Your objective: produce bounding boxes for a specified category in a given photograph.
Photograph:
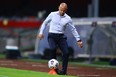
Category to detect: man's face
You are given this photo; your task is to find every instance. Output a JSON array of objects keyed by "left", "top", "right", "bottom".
[{"left": 58, "top": 4, "right": 67, "bottom": 16}]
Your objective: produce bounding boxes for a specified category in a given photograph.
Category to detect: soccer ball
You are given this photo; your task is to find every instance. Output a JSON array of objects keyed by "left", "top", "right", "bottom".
[{"left": 48, "top": 59, "right": 59, "bottom": 69}]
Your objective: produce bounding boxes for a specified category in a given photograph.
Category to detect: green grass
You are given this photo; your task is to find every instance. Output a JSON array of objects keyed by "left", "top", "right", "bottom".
[
  {"left": 0, "top": 67, "right": 76, "bottom": 77},
  {"left": 0, "top": 53, "right": 5, "bottom": 59}
]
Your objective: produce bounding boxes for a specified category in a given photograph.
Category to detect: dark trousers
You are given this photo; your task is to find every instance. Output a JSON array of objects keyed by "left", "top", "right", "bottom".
[{"left": 48, "top": 33, "right": 69, "bottom": 74}]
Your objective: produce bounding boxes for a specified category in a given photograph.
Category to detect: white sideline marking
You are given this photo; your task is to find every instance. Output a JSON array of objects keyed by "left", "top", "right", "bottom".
[
  {"left": 32, "top": 64, "right": 46, "bottom": 67},
  {"left": 0, "top": 64, "right": 7, "bottom": 66},
  {"left": 0, "top": 61, "right": 13, "bottom": 63},
  {"left": 77, "top": 75, "right": 101, "bottom": 77},
  {"left": 10, "top": 64, "right": 18, "bottom": 66}
]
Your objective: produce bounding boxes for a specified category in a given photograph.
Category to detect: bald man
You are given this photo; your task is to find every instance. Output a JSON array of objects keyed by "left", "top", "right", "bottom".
[{"left": 38, "top": 2, "right": 83, "bottom": 75}]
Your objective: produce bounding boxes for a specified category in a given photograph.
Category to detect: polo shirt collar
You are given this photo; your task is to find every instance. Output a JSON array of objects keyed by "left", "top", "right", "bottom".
[{"left": 57, "top": 11, "right": 66, "bottom": 17}]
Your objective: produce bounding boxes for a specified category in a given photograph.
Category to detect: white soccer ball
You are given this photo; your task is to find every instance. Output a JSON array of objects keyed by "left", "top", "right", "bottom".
[{"left": 48, "top": 59, "right": 59, "bottom": 69}]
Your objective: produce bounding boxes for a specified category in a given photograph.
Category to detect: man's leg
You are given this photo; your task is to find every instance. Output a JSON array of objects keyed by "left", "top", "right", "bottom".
[
  {"left": 48, "top": 34, "right": 57, "bottom": 59},
  {"left": 58, "top": 36, "right": 69, "bottom": 75}
]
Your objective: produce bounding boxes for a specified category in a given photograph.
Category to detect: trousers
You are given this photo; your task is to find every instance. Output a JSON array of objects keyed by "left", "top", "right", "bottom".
[{"left": 48, "top": 33, "right": 69, "bottom": 74}]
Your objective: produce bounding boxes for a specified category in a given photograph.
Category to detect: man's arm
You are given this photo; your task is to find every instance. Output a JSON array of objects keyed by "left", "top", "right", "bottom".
[
  {"left": 38, "top": 12, "right": 52, "bottom": 39},
  {"left": 67, "top": 19, "right": 83, "bottom": 48}
]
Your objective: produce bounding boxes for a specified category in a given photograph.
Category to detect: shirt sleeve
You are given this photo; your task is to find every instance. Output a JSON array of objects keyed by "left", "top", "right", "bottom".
[
  {"left": 39, "top": 12, "right": 52, "bottom": 34},
  {"left": 67, "top": 19, "right": 81, "bottom": 41}
]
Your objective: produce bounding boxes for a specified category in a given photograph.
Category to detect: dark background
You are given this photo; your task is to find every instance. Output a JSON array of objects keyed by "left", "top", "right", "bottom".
[{"left": 0, "top": 0, "right": 116, "bottom": 17}]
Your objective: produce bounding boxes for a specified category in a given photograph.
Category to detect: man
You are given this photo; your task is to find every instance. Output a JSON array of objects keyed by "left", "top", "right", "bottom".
[{"left": 38, "top": 2, "right": 83, "bottom": 75}]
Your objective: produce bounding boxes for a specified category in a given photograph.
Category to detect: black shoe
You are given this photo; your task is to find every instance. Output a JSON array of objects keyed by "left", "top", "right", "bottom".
[
  {"left": 55, "top": 69, "right": 62, "bottom": 75},
  {"left": 55, "top": 69, "right": 67, "bottom": 75}
]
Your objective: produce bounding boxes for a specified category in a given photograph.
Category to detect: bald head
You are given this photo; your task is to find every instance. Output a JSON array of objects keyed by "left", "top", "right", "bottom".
[
  {"left": 58, "top": 2, "right": 68, "bottom": 16},
  {"left": 59, "top": 3, "right": 68, "bottom": 9}
]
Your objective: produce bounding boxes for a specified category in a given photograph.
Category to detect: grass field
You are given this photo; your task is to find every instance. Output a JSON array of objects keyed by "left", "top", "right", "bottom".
[{"left": 0, "top": 67, "right": 76, "bottom": 77}]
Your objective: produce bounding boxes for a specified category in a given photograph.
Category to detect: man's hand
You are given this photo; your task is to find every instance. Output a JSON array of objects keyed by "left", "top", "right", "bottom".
[
  {"left": 77, "top": 40, "right": 83, "bottom": 48},
  {"left": 38, "top": 34, "right": 44, "bottom": 40}
]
